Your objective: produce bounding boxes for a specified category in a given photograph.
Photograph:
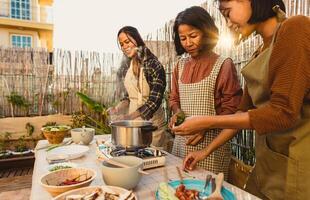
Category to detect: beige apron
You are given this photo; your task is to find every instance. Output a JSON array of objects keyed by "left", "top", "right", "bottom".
[
  {"left": 124, "top": 60, "right": 166, "bottom": 148},
  {"left": 242, "top": 24, "right": 310, "bottom": 200},
  {"left": 172, "top": 56, "right": 231, "bottom": 178}
]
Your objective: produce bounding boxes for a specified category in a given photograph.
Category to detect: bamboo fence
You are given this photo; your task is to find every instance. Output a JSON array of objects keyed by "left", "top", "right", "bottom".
[{"left": 0, "top": 0, "right": 308, "bottom": 164}]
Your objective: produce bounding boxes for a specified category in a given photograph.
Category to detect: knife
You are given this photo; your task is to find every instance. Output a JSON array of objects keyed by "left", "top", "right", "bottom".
[{"left": 211, "top": 178, "right": 216, "bottom": 193}]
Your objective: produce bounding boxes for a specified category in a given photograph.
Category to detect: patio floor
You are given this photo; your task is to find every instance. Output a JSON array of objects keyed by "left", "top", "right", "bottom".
[
  {"left": 0, "top": 188, "right": 30, "bottom": 200},
  {"left": 0, "top": 167, "right": 32, "bottom": 200}
]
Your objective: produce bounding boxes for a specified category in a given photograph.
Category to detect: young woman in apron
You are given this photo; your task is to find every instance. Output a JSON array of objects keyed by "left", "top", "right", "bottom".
[
  {"left": 169, "top": 6, "right": 242, "bottom": 178},
  {"left": 174, "top": 1, "right": 310, "bottom": 199},
  {"left": 109, "top": 26, "right": 167, "bottom": 148}
]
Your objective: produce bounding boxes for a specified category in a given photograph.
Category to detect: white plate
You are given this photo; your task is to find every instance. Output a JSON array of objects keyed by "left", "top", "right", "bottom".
[
  {"left": 48, "top": 162, "right": 77, "bottom": 172},
  {"left": 53, "top": 185, "right": 137, "bottom": 200},
  {"left": 11, "top": 149, "right": 32, "bottom": 155},
  {"left": 47, "top": 144, "right": 89, "bottom": 160}
]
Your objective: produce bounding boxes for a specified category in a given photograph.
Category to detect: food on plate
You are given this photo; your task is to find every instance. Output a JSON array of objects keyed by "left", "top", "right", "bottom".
[
  {"left": 49, "top": 165, "right": 72, "bottom": 172},
  {"left": 48, "top": 162, "right": 77, "bottom": 172},
  {"left": 57, "top": 174, "right": 92, "bottom": 186},
  {"left": 158, "top": 182, "right": 178, "bottom": 200},
  {"left": 175, "top": 184, "right": 199, "bottom": 200},
  {"left": 65, "top": 187, "right": 133, "bottom": 200}
]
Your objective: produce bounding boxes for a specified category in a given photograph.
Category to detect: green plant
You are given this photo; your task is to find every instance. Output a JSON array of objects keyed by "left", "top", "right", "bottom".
[
  {"left": 0, "top": 141, "right": 5, "bottom": 153},
  {"left": 75, "top": 92, "right": 111, "bottom": 134},
  {"left": 71, "top": 111, "right": 87, "bottom": 128},
  {"left": 6, "top": 92, "right": 30, "bottom": 109},
  {"left": 25, "top": 122, "right": 35, "bottom": 136},
  {"left": 0, "top": 132, "right": 12, "bottom": 153},
  {"left": 76, "top": 92, "right": 106, "bottom": 113},
  {"left": 15, "top": 136, "right": 28, "bottom": 152},
  {"left": 6, "top": 92, "right": 30, "bottom": 116}
]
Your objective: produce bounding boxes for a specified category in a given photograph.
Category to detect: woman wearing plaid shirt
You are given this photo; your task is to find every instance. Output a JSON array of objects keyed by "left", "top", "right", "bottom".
[{"left": 108, "top": 26, "right": 167, "bottom": 148}]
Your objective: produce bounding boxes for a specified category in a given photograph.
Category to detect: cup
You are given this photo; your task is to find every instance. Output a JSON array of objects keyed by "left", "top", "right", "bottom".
[{"left": 70, "top": 128, "right": 95, "bottom": 145}]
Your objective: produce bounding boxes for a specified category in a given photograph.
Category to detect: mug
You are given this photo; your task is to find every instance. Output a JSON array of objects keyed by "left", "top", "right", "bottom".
[{"left": 70, "top": 127, "right": 95, "bottom": 145}]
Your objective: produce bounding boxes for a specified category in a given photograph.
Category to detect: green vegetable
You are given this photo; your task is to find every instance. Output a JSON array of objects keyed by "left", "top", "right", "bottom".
[
  {"left": 46, "top": 144, "right": 62, "bottom": 152},
  {"left": 49, "top": 165, "right": 72, "bottom": 172},
  {"left": 43, "top": 125, "right": 70, "bottom": 132},
  {"left": 158, "top": 182, "right": 178, "bottom": 200},
  {"left": 175, "top": 112, "right": 186, "bottom": 126}
]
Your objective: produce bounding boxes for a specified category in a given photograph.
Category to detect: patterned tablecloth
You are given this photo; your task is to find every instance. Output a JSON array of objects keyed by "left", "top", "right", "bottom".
[{"left": 30, "top": 135, "right": 261, "bottom": 200}]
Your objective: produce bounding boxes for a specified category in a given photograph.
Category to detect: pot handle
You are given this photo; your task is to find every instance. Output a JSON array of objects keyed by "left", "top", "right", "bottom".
[{"left": 141, "top": 125, "right": 158, "bottom": 132}]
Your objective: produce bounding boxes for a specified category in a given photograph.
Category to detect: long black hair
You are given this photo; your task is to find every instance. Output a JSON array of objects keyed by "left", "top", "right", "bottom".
[
  {"left": 173, "top": 6, "right": 219, "bottom": 56},
  {"left": 117, "top": 26, "right": 156, "bottom": 79},
  {"left": 117, "top": 26, "right": 145, "bottom": 48},
  {"left": 248, "top": 0, "right": 286, "bottom": 24}
]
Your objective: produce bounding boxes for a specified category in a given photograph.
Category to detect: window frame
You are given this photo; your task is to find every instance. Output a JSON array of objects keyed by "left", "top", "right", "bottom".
[
  {"left": 10, "top": 0, "right": 32, "bottom": 20},
  {"left": 11, "top": 34, "right": 33, "bottom": 48}
]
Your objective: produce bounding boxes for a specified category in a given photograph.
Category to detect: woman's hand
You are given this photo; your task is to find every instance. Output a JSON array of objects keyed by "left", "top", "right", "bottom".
[
  {"left": 172, "top": 116, "right": 209, "bottom": 136},
  {"left": 183, "top": 149, "right": 208, "bottom": 171},
  {"left": 168, "top": 110, "right": 184, "bottom": 129},
  {"left": 186, "top": 131, "right": 205, "bottom": 146},
  {"left": 116, "top": 114, "right": 131, "bottom": 120}
]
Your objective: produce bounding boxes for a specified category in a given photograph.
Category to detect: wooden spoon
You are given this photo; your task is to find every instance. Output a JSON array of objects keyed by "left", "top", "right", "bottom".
[
  {"left": 97, "top": 156, "right": 149, "bottom": 175},
  {"left": 207, "top": 173, "right": 224, "bottom": 200}
]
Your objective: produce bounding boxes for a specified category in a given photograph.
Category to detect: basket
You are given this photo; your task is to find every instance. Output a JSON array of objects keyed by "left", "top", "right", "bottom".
[{"left": 42, "top": 130, "right": 68, "bottom": 144}]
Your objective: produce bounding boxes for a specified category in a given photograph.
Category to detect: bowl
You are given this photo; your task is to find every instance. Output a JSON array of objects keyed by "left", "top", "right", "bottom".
[
  {"left": 41, "top": 125, "right": 71, "bottom": 144},
  {"left": 71, "top": 128, "right": 95, "bottom": 145},
  {"left": 40, "top": 167, "right": 96, "bottom": 197},
  {"left": 53, "top": 185, "right": 137, "bottom": 200},
  {"left": 101, "top": 156, "right": 143, "bottom": 190}
]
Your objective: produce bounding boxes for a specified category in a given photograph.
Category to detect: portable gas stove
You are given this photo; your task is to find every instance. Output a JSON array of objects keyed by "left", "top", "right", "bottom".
[{"left": 96, "top": 141, "right": 166, "bottom": 170}]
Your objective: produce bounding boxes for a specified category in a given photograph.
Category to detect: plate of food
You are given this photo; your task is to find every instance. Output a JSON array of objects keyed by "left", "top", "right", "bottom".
[
  {"left": 156, "top": 179, "right": 236, "bottom": 200},
  {"left": 53, "top": 185, "right": 137, "bottom": 200}
]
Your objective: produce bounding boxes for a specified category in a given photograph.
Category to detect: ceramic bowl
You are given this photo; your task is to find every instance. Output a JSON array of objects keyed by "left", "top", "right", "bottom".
[
  {"left": 70, "top": 128, "right": 95, "bottom": 145},
  {"left": 40, "top": 167, "right": 96, "bottom": 197},
  {"left": 101, "top": 156, "right": 143, "bottom": 190}
]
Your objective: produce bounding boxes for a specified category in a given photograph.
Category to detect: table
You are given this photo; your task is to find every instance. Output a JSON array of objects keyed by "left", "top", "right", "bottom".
[{"left": 30, "top": 135, "right": 261, "bottom": 200}]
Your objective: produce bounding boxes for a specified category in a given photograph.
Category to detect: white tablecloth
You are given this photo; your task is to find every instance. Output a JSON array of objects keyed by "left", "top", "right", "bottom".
[{"left": 30, "top": 135, "right": 261, "bottom": 200}]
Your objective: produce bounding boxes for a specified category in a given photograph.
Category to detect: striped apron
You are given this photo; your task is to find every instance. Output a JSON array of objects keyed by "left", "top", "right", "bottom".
[{"left": 172, "top": 55, "right": 231, "bottom": 178}]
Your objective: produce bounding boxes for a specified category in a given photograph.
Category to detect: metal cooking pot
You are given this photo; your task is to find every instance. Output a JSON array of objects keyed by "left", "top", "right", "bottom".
[{"left": 110, "top": 120, "right": 157, "bottom": 149}]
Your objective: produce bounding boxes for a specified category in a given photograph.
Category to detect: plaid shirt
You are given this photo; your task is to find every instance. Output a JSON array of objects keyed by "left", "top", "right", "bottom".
[{"left": 118, "top": 47, "right": 166, "bottom": 120}]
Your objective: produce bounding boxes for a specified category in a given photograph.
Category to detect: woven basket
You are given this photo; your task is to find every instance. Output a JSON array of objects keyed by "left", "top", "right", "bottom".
[{"left": 42, "top": 130, "right": 68, "bottom": 144}]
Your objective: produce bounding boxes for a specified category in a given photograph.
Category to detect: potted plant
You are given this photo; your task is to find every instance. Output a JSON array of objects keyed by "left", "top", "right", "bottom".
[
  {"left": 41, "top": 125, "right": 71, "bottom": 144},
  {"left": 0, "top": 132, "right": 12, "bottom": 159},
  {"left": 12, "top": 135, "right": 32, "bottom": 155},
  {"left": 6, "top": 91, "right": 30, "bottom": 117}
]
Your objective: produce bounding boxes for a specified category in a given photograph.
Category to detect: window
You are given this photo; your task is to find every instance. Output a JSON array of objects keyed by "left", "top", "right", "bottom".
[
  {"left": 11, "top": 0, "right": 31, "bottom": 20},
  {"left": 11, "top": 35, "right": 32, "bottom": 48}
]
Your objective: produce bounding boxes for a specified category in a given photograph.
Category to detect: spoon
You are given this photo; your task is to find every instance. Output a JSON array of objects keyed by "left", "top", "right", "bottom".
[
  {"left": 97, "top": 156, "right": 149, "bottom": 175},
  {"left": 207, "top": 173, "right": 224, "bottom": 200}
]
